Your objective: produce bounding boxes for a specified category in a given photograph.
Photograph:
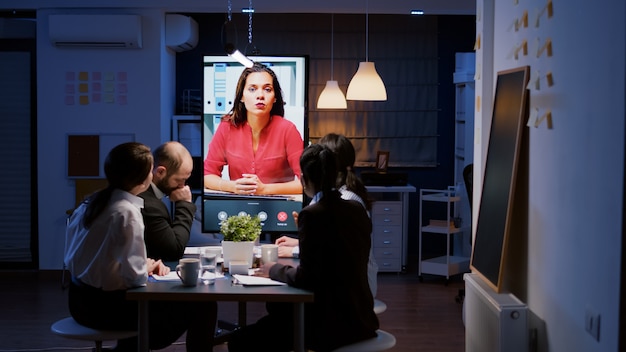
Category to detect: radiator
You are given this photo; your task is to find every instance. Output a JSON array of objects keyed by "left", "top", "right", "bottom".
[{"left": 464, "top": 273, "right": 528, "bottom": 352}]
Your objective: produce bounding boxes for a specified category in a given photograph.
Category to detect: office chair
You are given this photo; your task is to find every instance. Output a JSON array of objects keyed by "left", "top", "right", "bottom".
[
  {"left": 332, "top": 330, "right": 397, "bottom": 352},
  {"left": 373, "top": 299, "right": 387, "bottom": 315},
  {"left": 455, "top": 163, "right": 473, "bottom": 304},
  {"left": 51, "top": 317, "right": 137, "bottom": 352},
  {"left": 462, "top": 163, "right": 473, "bottom": 209}
]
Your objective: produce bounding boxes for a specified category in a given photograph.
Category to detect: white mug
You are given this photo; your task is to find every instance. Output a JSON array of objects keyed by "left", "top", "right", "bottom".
[
  {"left": 261, "top": 244, "right": 279, "bottom": 264},
  {"left": 176, "top": 258, "right": 200, "bottom": 286}
]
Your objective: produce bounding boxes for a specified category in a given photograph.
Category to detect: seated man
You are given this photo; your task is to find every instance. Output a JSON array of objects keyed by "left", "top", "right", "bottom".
[{"left": 139, "top": 141, "right": 196, "bottom": 261}]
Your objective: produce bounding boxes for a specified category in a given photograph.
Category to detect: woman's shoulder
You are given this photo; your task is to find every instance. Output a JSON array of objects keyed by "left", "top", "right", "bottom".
[
  {"left": 111, "top": 189, "right": 144, "bottom": 211},
  {"left": 214, "top": 116, "right": 247, "bottom": 136},
  {"left": 268, "top": 116, "right": 301, "bottom": 141},
  {"left": 270, "top": 115, "right": 297, "bottom": 128}
]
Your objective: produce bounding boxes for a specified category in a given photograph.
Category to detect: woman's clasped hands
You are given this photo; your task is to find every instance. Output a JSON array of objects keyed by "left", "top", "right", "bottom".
[{"left": 233, "top": 173, "right": 266, "bottom": 195}]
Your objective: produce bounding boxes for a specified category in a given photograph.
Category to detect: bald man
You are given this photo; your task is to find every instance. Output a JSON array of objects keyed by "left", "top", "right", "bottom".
[{"left": 139, "top": 141, "right": 196, "bottom": 261}]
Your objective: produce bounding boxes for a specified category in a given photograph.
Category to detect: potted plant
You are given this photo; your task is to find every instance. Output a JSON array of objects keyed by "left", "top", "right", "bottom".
[{"left": 220, "top": 214, "right": 262, "bottom": 271}]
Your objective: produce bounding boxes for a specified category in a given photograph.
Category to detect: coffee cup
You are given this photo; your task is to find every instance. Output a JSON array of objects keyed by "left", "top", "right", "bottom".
[
  {"left": 261, "top": 244, "right": 279, "bottom": 264},
  {"left": 176, "top": 258, "right": 200, "bottom": 287}
]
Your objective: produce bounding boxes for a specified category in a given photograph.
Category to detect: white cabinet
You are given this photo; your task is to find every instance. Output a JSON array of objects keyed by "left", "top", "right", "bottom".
[
  {"left": 366, "top": 185, "right": 416, "bottom": 273},
  {"left": 418, "top": 188, "right": 470, "bottom": 282}
]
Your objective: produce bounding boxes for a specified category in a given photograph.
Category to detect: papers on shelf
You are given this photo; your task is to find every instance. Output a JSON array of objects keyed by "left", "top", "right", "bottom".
[{"left": 232, "top": 274, "right": 286, "bottom": 286}]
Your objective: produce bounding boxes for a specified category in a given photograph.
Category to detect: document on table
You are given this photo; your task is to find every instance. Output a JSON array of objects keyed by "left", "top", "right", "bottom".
[
  {"left": 151, "top": 271, "right": 226, "bottom": 282},
  {"left": 151, "top": 272, "right": 181, "bottom": 282},
  {"left": 232, "top": 274, "right": 287, "bottom": 286}
]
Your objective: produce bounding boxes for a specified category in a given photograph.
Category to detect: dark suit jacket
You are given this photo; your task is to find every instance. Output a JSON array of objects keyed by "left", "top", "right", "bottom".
[
  {"left": 269, "top": 190, "right": 379, "bottom": 351},
  {"left": 139, "top": 186, "right": 196, "bottom": 261}
]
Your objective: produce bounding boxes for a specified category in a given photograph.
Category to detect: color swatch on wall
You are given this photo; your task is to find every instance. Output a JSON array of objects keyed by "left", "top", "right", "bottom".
[{"left": 64, "top": 71, "right": 128, "bottom": 106}]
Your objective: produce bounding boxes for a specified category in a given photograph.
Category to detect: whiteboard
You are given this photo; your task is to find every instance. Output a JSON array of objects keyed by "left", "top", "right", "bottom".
[{"left": 470, "top": 66, "right": 529, "bottom": 292}]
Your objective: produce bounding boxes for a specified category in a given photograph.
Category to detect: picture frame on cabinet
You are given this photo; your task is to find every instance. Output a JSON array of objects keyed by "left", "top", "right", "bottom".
[{"left": 376, "top": 151, "right": 389, "bottom": 173}]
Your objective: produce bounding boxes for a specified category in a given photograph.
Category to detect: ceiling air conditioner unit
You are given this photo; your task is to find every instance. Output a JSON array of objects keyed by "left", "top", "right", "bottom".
[
  {"left": 165, "top": 14, "right": 198, "bottom": 52},
  {"left": 49, "top": 14, "right": 142, "bottom": 49}
]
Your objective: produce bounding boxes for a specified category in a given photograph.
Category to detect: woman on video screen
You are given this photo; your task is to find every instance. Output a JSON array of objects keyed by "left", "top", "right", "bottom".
[{"left": 203, "top": 62, "right": 303, "bottom": 195}]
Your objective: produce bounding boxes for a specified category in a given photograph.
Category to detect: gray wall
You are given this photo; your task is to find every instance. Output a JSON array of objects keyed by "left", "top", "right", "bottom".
[
  {"left": 474, "top": 0, "right": 625, "bottom": 351},
  {"left": 35, "top": 8, "right": 176, "bottom": 269}
]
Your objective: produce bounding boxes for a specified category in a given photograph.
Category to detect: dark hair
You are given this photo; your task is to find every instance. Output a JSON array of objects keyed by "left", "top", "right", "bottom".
[
  {"left": 153, "top": 141, "right": 190, "bottom": 178},
  {"left": 82, "top": 142, "right": 153, "bottom": 228},
  {"left": 319, "top": 133, "right": 371, "bottom": 211},
  {"left": 229, "top": 62, "right": 285, "bottom": 126},
  {"left": 300, "top": 144, "right": 337, "bottom": 196}
]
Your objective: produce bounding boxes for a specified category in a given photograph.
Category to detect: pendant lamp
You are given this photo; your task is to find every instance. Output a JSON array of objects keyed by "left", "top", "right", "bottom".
[
  {"left": 224, "top": 0, "right": 254, "bottom": 68},
  {"left": 317, "top": 14, "right": 347, "bottom": 109},
  {"left": 346, "top": 0, "right": 387, "bottom": 101}
]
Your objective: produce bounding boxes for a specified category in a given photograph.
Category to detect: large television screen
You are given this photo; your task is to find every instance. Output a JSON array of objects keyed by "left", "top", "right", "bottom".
[{"left": 201, "top": 55, "right": 308, "bottom": 235}]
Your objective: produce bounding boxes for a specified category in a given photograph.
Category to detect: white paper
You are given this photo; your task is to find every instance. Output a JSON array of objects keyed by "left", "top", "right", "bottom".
[
  {"left": 152, "top": 271, "right": 225, "bottom": 282},
  {"left": 232, "top": 274, "right": 287, "bottom": 286},
  {"left": 152, "top": 272, "right": 181, "bottom": 282}
]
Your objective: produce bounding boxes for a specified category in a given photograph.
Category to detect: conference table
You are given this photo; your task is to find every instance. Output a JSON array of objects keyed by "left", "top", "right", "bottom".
[{"left": 126, "top": 258, "right": 313, "bottom": 352}]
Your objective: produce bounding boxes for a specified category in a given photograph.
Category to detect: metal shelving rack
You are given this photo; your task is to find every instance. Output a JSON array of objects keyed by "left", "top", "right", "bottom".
[{"left": 418, "top": 188, "right": 470, "bottom": 284}]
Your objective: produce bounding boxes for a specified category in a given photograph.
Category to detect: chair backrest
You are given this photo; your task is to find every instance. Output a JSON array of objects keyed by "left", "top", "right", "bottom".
[{"left": 462, "top": 164, "right": 473, "bottom": 210}]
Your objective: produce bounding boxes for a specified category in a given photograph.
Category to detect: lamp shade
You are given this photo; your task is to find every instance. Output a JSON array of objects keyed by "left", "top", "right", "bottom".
[
  {"left": 317, "top": 80, "right": 347, "bottom": 109},
  {"left": 346, "top": 61, "right": 387, "bottom": 101}
]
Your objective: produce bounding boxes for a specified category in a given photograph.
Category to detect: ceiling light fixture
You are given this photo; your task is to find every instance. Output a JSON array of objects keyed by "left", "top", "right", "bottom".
[
  {"left": 317, "top": 14, "right": 347, "bottom": 109},
  {"left": 223, "top": 0, "right": 254, "bottom": 67},
  {"left": 346, "top": 0, "right": 387, "bottom": 101}
]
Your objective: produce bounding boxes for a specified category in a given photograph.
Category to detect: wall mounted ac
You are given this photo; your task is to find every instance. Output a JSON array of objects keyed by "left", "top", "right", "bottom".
[
  {"left": 49, "top": 14, "right": 142, "bottom": 49},
  {"left": 165, "top": 14, "right": 198, "bottom": 52}
]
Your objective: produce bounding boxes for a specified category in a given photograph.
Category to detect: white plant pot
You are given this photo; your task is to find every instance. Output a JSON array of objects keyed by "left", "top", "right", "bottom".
[{"left": 221, "top": 240, "right": 255, "bottom": 270}]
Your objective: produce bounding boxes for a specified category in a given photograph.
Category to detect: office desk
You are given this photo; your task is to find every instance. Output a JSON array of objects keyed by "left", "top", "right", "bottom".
[{"left": 126, "top": 273, "right": 313, "bottom": 352}]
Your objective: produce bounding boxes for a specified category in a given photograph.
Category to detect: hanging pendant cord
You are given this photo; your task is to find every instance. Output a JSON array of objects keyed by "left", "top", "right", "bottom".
[
  {"left": 365, "top": 0, "right": 369, "bottom": 62},
  {"left": 330, "top": 14, "right": 335, "bottom": 80},
  {"left": 248, "top": 0, "right": 253, "bottom": 45}
]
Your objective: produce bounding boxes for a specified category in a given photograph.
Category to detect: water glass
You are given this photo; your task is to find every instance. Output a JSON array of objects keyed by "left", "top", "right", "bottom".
[{"left": 200, "top": 250, "right": 217, "bottom": 285}]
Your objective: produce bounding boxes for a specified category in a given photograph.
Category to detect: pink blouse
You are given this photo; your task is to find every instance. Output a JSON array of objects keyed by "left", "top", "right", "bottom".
[{"left": 204, "top": 115, "right": 303, "bottom": 184}]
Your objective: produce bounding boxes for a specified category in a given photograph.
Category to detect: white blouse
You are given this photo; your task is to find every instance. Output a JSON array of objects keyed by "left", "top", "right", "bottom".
[{"left": 65, "top": 189, "right": 148, "bottom": 291}]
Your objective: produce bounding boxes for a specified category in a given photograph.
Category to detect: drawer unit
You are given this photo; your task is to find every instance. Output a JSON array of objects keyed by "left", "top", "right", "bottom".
[
  {"left": 366, "top": 185, "right": 416, "bottom": 273},
  {"left": 374, "top": 247, "right": 402, "bottom": 272},
  {"left": 372, "top": 201, "right": 402, "bottom": 272},
  {"left": 372, "top": 226, "right": 402, "bottom": 247}
]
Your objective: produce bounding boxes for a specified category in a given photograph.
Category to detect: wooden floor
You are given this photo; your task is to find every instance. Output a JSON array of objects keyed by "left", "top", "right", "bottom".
[{"left": 0, "top": 261, "right": 466, "bottom": 352}]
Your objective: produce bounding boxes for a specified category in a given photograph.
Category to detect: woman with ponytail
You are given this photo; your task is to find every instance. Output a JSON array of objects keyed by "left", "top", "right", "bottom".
[
  {"left": 228, "top": 143, "right": 379, "bottom": 352},
  {"left": 65, "top": 142, "right": 216, "bottom": 352},
  {"left": 276, "top": 133, "right": 379, "bottom": 297}
]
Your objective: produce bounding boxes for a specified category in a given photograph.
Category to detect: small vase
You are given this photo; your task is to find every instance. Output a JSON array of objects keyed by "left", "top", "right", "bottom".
[{"left": 221, "top": 240, "right": 255, "bottom": 271}]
